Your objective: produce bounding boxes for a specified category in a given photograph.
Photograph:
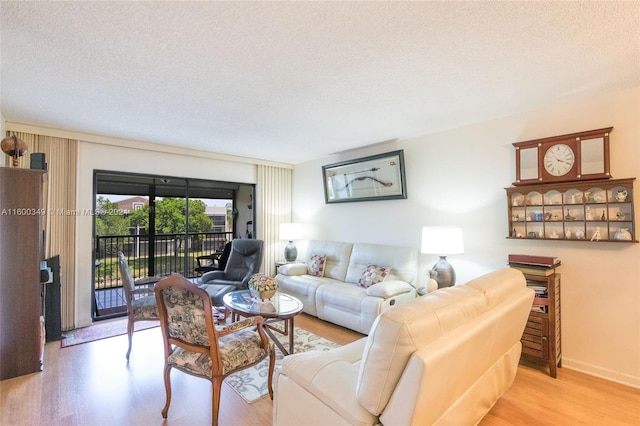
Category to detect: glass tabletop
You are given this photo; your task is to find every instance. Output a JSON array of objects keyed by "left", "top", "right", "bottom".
[{"left": 223, "top": 290, "right": 303, "bottom": 318}]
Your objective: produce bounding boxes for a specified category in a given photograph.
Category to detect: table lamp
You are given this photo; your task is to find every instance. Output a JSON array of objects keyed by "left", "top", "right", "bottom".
[
  {"left": 280, "top": 223, "right": 303, "bottom": 262},
  {"left": 421, "top": 226, "right": 464, "bottom": 288}
]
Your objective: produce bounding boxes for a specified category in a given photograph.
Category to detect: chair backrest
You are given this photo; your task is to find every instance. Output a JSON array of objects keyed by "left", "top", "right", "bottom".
[
  {"left": 217, "top": 241, "right": 233, "bottom": 271},
  {"left": 223, "top": 239, "right": 264, "bottom": 284},
  {"left": 155, "top": 274, "right": 221, "bottom": 364},
  {"left": 117, "top": 251, "right": 135, "bottom": 304}
]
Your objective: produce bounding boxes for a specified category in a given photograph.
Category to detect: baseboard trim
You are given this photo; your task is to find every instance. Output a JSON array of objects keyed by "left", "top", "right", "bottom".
[{"left": 562, "top": 357, "right": 640, "bottom": 389}]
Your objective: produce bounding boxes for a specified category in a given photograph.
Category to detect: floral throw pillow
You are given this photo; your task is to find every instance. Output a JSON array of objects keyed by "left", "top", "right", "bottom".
[
  {"left": 307, "top": 254, "right": 326, "bottom": 277},
  {"left": 358, "top": 264, "right": 390, "bottom": 288}
]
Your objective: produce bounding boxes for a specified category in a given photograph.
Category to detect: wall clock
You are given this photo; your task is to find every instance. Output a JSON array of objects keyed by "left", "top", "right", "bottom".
[
  {"left": 543, "top": 143, "right": 575, "bottom": 177},
  {"left": 513, "top": 127, "right": 612, "bottom": 185}
]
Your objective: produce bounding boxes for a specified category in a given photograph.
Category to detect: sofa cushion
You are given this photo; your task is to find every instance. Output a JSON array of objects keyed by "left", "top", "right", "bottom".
[
  {"left": 305, "top": 241, "right": 353, "bottom": 282},
  {"left": 316, "top": 282, "right": 367, "bottom": 313},
  {"left": 356, "top": 285, "right": 488, "bottom": 415},
  {"left": 357, "top": 264, "right": 390, "bottom": 288},
  {"left": 276, "top": 274, "right": 337, "bottom": 317},
  {"left": 465, "top": 267, "right": 528, "bottom": 309},
  {"left": 346, "top": 243, "right": 418, "bottom": 285},
  {"left": 308, "top": 254, "right": 326, "bottom": 277}
]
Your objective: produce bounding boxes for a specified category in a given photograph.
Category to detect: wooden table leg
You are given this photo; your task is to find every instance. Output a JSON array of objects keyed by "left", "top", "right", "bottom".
[
  {"left": 263, "top": 317, "right": 296, "bottom": 356},
  {"left": 288, "top": 317, "right": 294, "bottom": 354}
]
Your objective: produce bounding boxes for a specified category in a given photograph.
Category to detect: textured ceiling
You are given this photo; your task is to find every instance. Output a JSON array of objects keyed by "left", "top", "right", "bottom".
[{"left": 1, "top": 1, "right": 639, "bottom": 164}]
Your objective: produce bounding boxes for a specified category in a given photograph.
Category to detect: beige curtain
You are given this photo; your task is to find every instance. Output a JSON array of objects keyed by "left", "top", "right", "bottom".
[
  {"left": 256, "top": 165, "right": 293, "bottom": 276},
  {"left": 6, "top": 132, "right": 78, "bottom": 331}
]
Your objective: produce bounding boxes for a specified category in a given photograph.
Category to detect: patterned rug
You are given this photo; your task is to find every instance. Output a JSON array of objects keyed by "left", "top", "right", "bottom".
[
  {"left": 60, "top": 318, "right": 158, "bottom": 347},
  {"left": 224, "top": 326, "right": 340, "bottom": 403}
]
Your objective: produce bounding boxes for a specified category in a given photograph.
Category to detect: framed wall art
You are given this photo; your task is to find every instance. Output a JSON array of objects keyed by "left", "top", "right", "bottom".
[{"left": 322, "top": 150, "right": 407, "bottom": 203}]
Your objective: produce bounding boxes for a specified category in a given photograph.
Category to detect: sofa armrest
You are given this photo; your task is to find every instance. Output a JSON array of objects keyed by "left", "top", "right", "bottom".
[
  {"left": 278, "top": 263, "right": 308, "bottom": 276},
  {"left": 365, "top": 280, "right": 415, "bottom": 298},
  {"left": 275, "top": 339, "right": 376, "bottom": 425}
]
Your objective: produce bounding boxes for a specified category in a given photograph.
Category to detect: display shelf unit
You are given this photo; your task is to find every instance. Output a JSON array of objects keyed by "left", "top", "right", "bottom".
[
  {"left": 520, "top": 272, "right": 561, "bottom": 378},
  {"left": 506, "top": 178, "right": 636, "bottom": 242}
]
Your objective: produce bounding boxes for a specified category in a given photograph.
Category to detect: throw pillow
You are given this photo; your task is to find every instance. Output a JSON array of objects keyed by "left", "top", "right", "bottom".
[
  {"left": 358, "top": 264, "right": 390, "bottom": 288},
  {"left": 307, "top": 254, "right": 327, "bottom": 277}
]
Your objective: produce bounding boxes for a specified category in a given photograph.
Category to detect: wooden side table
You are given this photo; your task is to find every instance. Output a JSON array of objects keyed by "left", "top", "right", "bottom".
[{"left": 520, "top": 272, "right": 561, "bottom": 378}]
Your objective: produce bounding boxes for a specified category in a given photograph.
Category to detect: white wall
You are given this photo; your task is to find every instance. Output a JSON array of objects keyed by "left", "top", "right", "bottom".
[
  {"left": 292, "top": 86, "right": 640, "bottom": 388},
  {"left": 75, "top": 142, "right": 257, "bottom": 327}
]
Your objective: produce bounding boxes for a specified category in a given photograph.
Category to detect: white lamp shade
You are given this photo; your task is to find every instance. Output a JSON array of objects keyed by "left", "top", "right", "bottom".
[
  {"left": 280, "top": 223, "right": 303, "bottom": 241},
  {"left": 421, "top": 226, "right": 464, "bottom": 255}
]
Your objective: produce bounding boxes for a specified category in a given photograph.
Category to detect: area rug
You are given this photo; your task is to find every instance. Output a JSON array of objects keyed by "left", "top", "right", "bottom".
[
  {"left": 60, "top": 318, "right": 158, "bottom": 348},
  {"left": 224, "top": 326, "right": 340, "bottom": 403}
]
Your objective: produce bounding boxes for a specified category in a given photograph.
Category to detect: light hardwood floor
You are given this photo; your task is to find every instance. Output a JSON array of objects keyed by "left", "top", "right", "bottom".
[{"left": 1, "top": 313, "right": 638, "bottom": 425}]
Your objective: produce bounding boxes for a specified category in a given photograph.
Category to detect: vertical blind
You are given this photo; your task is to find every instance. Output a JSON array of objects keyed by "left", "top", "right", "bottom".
[
  {"left": 6, "top": 132, "right": 78, "bottom": 331},
  {"left": 256, "top": 165, "right": 293, "bottom": 276}
]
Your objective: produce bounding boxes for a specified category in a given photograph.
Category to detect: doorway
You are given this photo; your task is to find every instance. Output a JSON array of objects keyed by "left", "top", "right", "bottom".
[{"left": 92, "top": 170, "right": 255, "bottom": 320}]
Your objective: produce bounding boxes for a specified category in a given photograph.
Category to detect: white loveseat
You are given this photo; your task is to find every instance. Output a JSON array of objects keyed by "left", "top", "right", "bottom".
[
  {"left": 275, "top": 240, "right": 419, "bottom": 334},
  {"left": 273, "top": 268, "right": 534, "bottom": 426}
]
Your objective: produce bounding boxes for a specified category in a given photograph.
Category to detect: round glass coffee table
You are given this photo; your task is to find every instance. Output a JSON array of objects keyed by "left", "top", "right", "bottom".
[{"left": 223, "top": 290, "right": 303, "bottom": 355}]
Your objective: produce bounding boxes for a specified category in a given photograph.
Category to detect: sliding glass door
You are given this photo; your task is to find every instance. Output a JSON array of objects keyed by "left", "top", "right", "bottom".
[{"left": 91, "top": 170, "right": 254, "bottom": 320}]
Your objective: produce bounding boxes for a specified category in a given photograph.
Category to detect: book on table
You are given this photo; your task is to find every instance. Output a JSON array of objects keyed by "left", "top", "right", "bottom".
[
  {"left": 508, "top": 253, "right": 560, "bottom": 276},
  {"left": 508, "top": 254, "right": 561, "bottom": 267},
  {"left": 509, "top": 264, "right": 556, "bottom": 276}
]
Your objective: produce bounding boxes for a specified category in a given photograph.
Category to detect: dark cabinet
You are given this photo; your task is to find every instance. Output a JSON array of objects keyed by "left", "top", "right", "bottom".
[{"left": 0, "top": 167, "right": 46, "bottom": 380}]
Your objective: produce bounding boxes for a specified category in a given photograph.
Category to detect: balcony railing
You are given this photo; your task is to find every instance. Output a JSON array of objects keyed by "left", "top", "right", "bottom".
[{"left": 94, "top": 231, "right": 233, "bottom": 318}]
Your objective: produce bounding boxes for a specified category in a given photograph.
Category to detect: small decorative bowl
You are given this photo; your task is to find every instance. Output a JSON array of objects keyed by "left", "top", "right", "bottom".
[
  {"left": 250, "top": 288, "right": 276, "bottom": 301},
  {"left": 248, "top": 273, "right": 278, "bottom": 301}
]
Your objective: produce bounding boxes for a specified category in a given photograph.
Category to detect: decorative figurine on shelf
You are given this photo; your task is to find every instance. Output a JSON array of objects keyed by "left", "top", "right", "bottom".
[
  {"left": 601, "top": 211, "right": 606, "bottom": 221},
  {"left": 591, "top": 227, "right": 601, "bottom": 241},
  {"left": 614, "top": 228, "right": 632, "bottom": 240},
  {"left": 575, "top": 229, "right": 585, "bottom": 239},
  {"left": 418, "top": 270, "right": 439, "bottom": 296},
  {"left": 585, "top": 206, "right": 593, "bottom": 220},
  {"left": 565, "top": 209, "right": 575, "bottom": 221},
  {"left": 426, "top": 270, "right": 439, "bottom": 293},
  {"left": 1, "top": 135, "right": 27, "bottom": 167},
  {"left": 565, "top": 229, "right": 572, "bottom": 239}
]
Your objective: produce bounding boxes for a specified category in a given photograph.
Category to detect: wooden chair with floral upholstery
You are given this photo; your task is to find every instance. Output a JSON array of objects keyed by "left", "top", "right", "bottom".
[
  {"left": 154, "top": 273, "right": 275, "bottom": 426},
  {"left": 117, "top": 251, "right": 162, "bottom": 361}
]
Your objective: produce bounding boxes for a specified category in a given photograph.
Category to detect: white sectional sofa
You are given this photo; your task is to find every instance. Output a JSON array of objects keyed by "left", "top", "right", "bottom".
[
  {"left": 275, "top": 240, "right": 419, "bottom": 334},
  {"left": 273, "top": 268, "right": 535, "bottom": 426}
]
